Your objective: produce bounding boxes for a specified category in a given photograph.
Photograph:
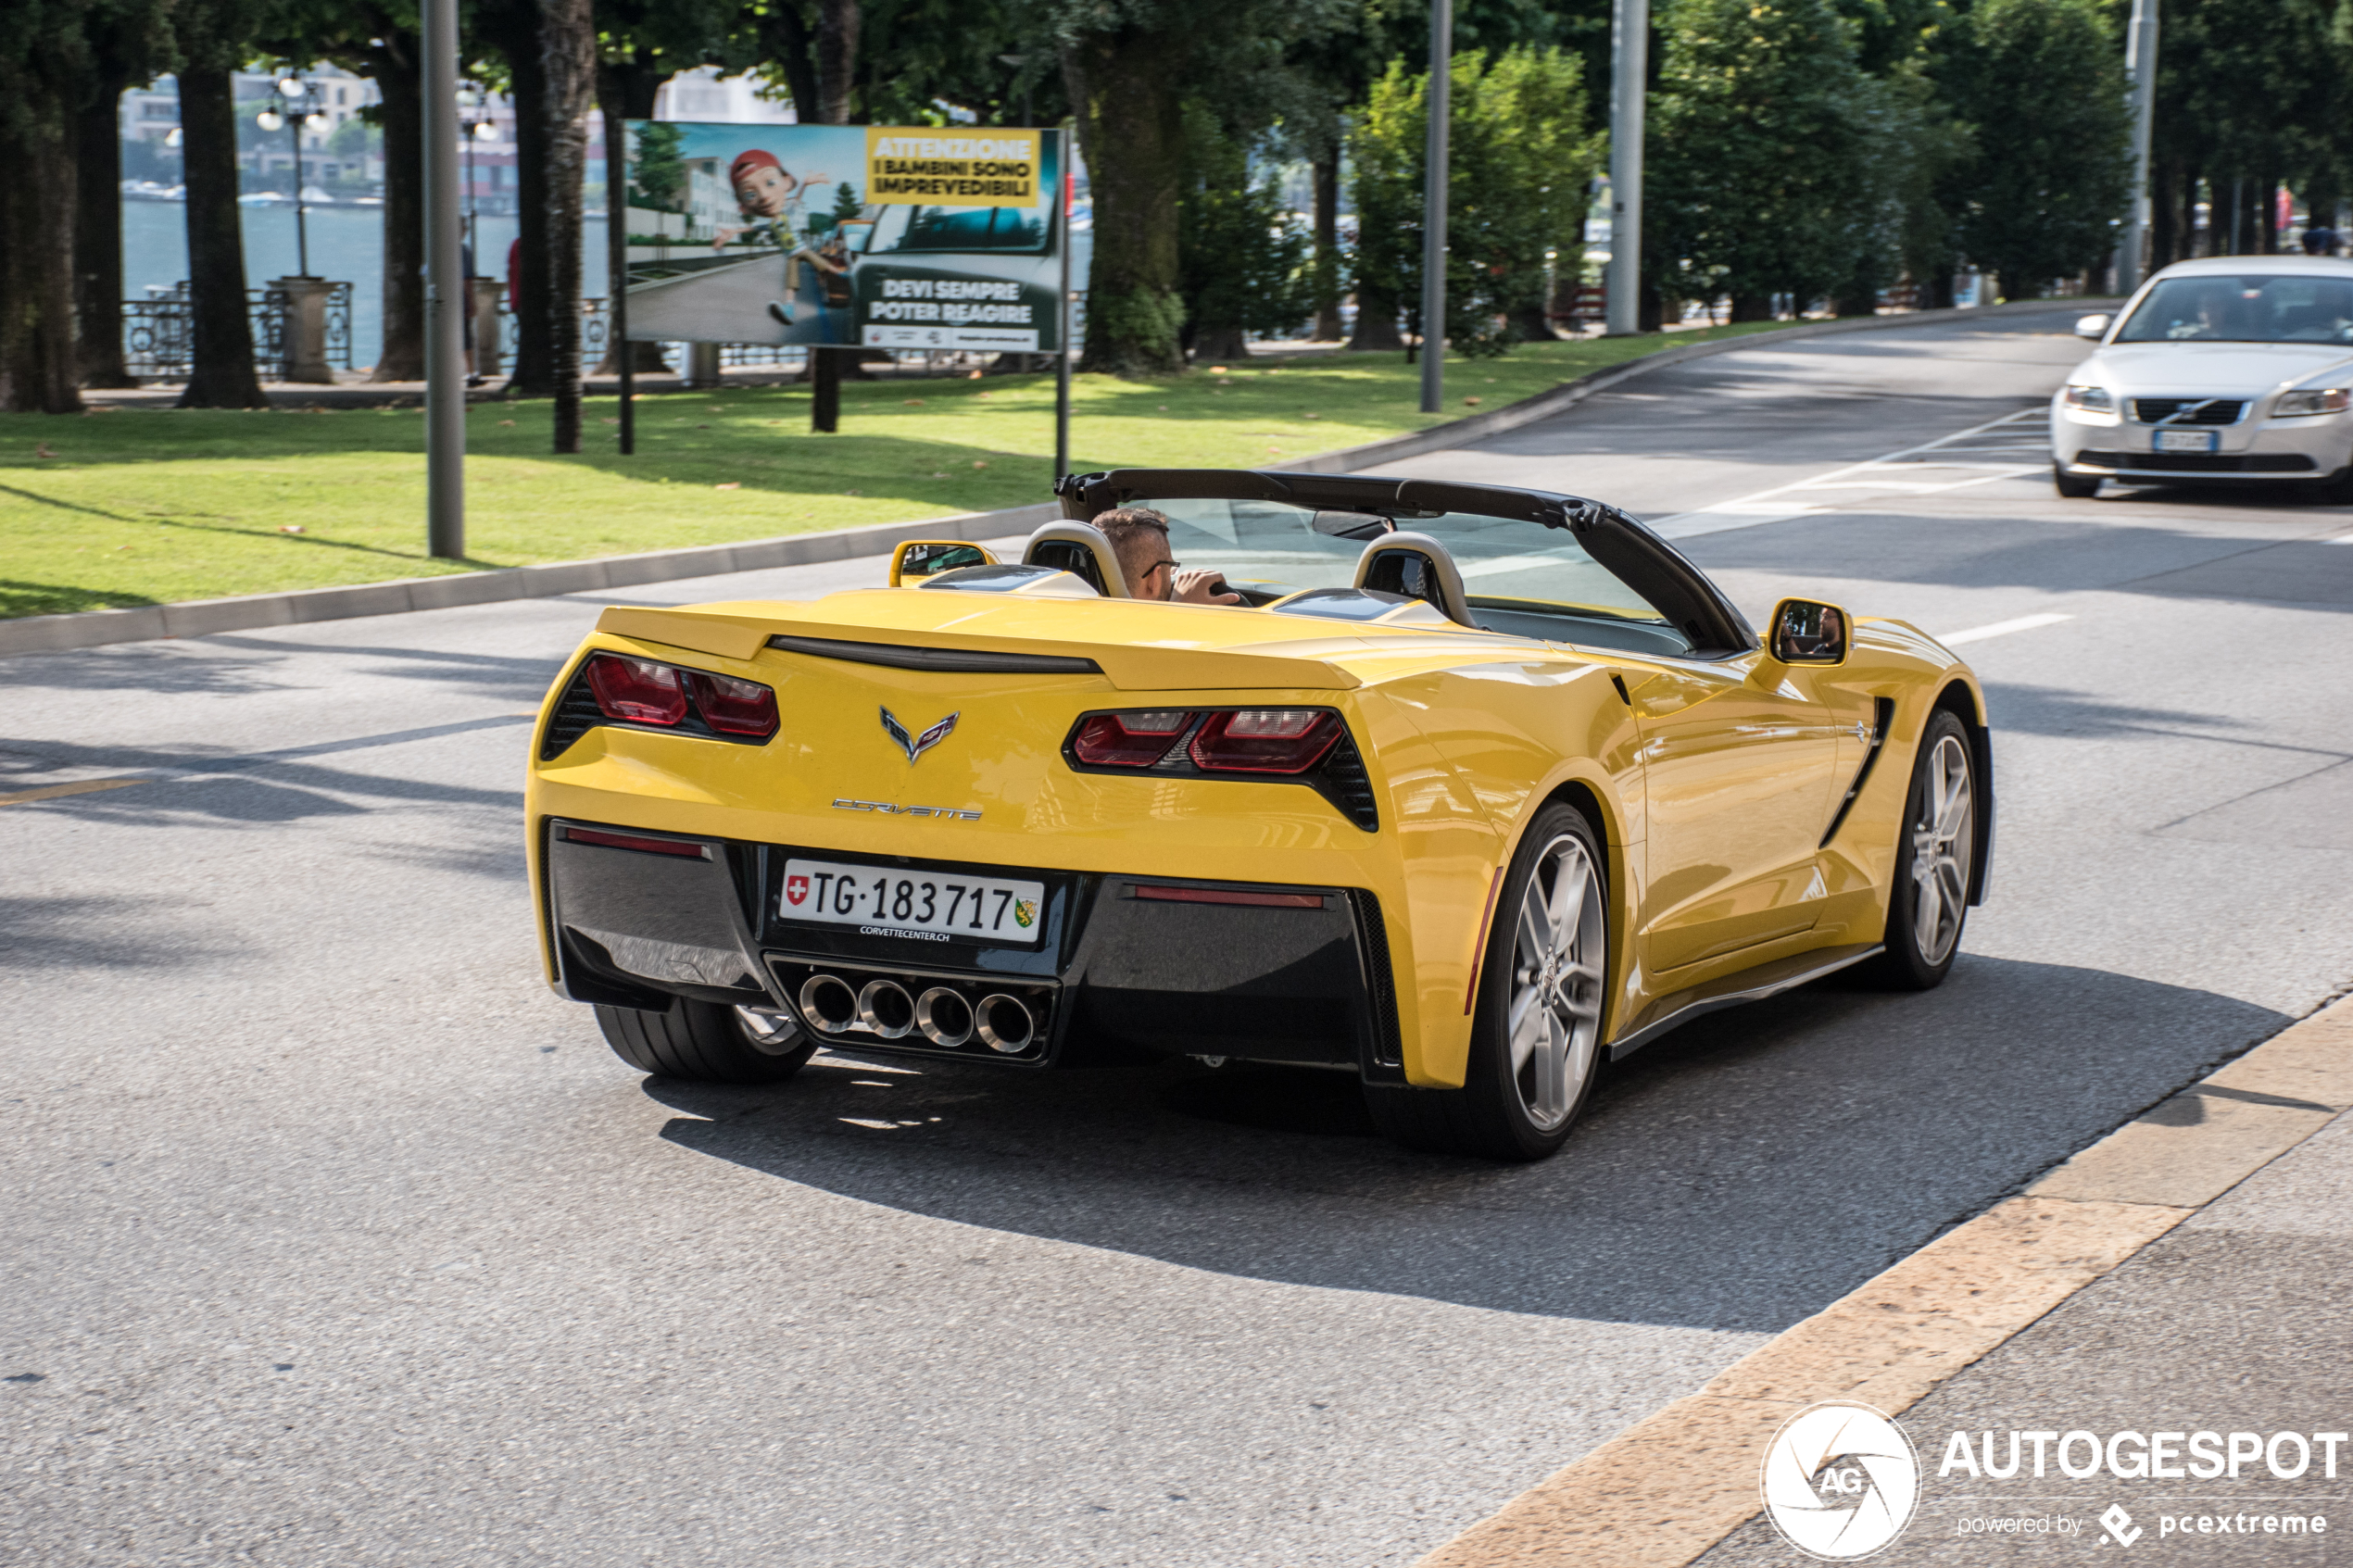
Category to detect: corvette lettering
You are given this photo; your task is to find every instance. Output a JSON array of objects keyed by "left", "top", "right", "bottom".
[{"left": 831, "top": 798, "right": 981, "bottom": 821}]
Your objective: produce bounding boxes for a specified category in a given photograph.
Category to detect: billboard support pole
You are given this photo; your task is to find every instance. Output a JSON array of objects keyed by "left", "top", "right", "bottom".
[
  {"left": 422, "top": 0, "right": 464, "bottom": 557},
  {"left": 1417, "top": 0, "right": 1451, "bottom": 414},
  {"left": 812, "top": 345, "right": 840, "bottom": 433},
  {"left": 1055, "top": 131, "right": 1072, "bottom": 483},
  {"left": 608, "top": 112, "right": 634, "bottom": 454}
]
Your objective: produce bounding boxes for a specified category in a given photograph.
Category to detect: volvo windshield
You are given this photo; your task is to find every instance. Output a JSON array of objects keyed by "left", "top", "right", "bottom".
[{"left": 2115, "top": 275, "right": 2353, "bottom": 345}]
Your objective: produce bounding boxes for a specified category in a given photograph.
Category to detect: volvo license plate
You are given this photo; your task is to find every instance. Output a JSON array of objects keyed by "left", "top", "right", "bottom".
[
  {"left": 2155, "top": 428, "right": 2219, "bottom": 454},
  {"left": 781, "top": 859, "right": 1046, "bottom": 946}
]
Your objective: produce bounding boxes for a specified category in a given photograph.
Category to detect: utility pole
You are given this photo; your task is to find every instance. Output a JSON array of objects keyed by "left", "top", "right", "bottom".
[
  {"left": 1604, "top": 0, "right": 1648, "bottom": 336},
  {"left": 1054, "top": 133, "right": 1072, "bottom": 481},
  {"left": 423, "top": 0, "right": 465, "bottom": 558},
  {"left": 2114, "top": 0, "right": 2159, "bottom": 295},
  {"left": 1417, "top": 0, "right": 1452, "bottom": 414}
]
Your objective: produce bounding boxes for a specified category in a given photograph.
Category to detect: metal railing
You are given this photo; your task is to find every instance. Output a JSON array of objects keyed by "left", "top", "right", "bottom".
[{"left": 123, "top": 282, "right": 355, "bottom": 381}]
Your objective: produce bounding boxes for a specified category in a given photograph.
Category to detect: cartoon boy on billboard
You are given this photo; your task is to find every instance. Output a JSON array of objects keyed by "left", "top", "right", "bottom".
[{"left": 713, "top": 148, "right": 832, "bottom": 329}]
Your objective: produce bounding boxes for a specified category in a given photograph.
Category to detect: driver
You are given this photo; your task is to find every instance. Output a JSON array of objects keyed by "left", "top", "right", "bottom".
[{"left": 1090, "top": 508, "right": 1242, "bottom": 604}]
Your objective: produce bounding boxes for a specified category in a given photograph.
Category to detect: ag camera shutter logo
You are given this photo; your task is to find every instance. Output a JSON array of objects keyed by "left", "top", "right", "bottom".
[{"left": 1761, "top": 1401, "right": 1921, "bottom": 1560}]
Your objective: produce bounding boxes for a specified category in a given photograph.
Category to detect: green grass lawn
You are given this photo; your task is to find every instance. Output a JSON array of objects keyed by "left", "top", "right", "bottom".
[{"left": 0, "top": 322, "right": 1801, "bottom": 621}]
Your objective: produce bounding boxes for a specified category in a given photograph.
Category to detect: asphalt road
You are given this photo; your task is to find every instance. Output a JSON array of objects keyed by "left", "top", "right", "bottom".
[{"left": 6, "top": 306, "right": 2352, "bottom": 1566}]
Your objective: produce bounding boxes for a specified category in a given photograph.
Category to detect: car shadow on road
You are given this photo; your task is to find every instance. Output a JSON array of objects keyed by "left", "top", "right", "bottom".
[{"left": 639, "top": 954, "right": 2287, "bottom": 1336}]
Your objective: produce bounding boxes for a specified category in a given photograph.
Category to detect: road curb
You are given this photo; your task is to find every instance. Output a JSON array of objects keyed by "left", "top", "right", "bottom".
[
  {"left": 1415, "top": 991, "right": 2353, "bottom": 1568},
  {"left": 0, "top": 298, "right": 2095, "bottom": 660}
]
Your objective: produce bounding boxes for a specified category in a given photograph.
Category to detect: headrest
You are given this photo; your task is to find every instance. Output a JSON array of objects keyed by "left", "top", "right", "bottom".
[
  {"left": 1021, "top": 521, "right": 1131, "bottom": 597},
  {"left": 1353, "top": 532, "right": 1474, "bottom": 627}
]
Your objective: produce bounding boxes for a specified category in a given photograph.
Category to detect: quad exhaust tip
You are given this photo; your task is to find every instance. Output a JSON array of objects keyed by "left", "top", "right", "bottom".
[
  {"left": 915, "top": 986, "right": 975, "bottom": 1048},
  {"left": 792, "top": 971, "right": 1038, "bottom": 1055},
  {"left": 975, "top": 993, "right": 1035, "bottom": 1054},
  {"left": 856, "top": 978, "right": 916, "bottom": 1039},
  {"left": 797, "top": 973, "right": 860, "bottom": 1035}
]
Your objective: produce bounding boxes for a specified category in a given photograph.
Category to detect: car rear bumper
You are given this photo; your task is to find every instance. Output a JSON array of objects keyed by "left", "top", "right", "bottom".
[{"left": 540, "top": 816, "right": 1407, "bottom": 1082}]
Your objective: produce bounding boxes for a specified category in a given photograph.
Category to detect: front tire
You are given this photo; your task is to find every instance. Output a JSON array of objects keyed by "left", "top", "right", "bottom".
[
  {"left": 597, "top": 998, "right": 817, "bottom": 1084},
  {"left": 1365, "top": 803, "right": 1609, "bottom": 1161},
  {"left": 1866, "top": 709, "right": 1978, "bottom": 990},
  {"left": 2052, "top": 463, "right": 2102, "bottom": 498}
]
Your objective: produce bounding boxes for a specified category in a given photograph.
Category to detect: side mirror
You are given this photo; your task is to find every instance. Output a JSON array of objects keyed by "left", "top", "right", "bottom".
[
  {"left": 2074, "top": 312, "right": 2113, "bottom": 341},
  {"left": 889, "top": 539, "right": 996, "bottom": 585},
  {"left": 1769, "top": 598, "right": 1849, "bottom": 664}
]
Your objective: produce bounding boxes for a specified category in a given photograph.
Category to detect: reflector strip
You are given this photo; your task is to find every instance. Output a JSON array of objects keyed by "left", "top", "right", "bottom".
[
  {"left": 560, "top": 826, "right": 711, "bottom": 859},
  {"left": 1132, "top": 884, "right": 1325, "bottom": 909},
  {"left": 1465, "top": 866, "right": 1505, "bottom": 1014}
]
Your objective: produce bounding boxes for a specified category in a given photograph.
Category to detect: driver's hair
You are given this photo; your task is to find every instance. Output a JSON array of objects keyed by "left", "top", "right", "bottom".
[{"left": 1089, "top": 508, "right": 1173, "bottom": 592}]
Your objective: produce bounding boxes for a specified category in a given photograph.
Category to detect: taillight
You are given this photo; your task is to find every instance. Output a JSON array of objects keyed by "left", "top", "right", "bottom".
[
  {"left": 585, "top": 655, "right": 687, "bottom": 724},
  {"left": 688, "top": 671, "right": 779, "bottom": 737},
  {"left": 1189, "top": 709, "right": 1342, "bottom": 774},
  {"left": 1072, "top": 709, "right": 1194, "bottom": 767}
]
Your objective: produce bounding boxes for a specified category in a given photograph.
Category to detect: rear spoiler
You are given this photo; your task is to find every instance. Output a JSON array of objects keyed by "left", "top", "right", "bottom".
[{"left": 591, "top": 603, "right": 1365, "bottom": 691}]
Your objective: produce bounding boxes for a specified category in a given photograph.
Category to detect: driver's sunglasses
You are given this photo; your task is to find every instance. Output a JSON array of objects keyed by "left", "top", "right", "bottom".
[{"left": 1143, "top": 559, "right": 1180, "bottom": 576}]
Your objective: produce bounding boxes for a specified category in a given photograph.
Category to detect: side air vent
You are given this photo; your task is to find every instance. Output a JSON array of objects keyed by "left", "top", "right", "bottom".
[{"left": 767, "top": 635, "right": 1102, "bottom": 675}]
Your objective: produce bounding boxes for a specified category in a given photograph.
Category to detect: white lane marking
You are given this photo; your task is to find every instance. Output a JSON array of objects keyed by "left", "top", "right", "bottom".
[
  {"left": 1649, "top": 408, "right": 2048, "bottom": 537},
  {"left": 1938, "top": 612, "right": 2074, "bottom": 646},
  {"left": 2332, "top": 533, "right": 2353, "bottom": 545}
]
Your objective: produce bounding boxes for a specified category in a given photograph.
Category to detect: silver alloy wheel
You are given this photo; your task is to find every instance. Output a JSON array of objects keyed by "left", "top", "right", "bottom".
[
  {"left": 1506, "top": 834, "right": 1607, "bottom": 1132},
  {"left": 1909, "top": 734, "right": 1975, "bottom": 966}
]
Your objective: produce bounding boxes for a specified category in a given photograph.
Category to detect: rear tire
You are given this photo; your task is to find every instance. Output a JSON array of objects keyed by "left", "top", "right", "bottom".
[
  {"left": 597, "top": 998, "right": 817, "bottom": 1084},
  {"left": 2052, "top": 464, "right": 2102, "bottom": 498},
  {"left": 1863, "top": 709, "right": 1978, "bottom": 991},
  {"left": 1365, "top": 803, "right": 1609, "bottom": 1161}
]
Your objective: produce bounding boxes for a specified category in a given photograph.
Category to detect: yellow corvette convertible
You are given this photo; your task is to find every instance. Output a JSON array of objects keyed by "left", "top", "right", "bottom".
[{"left": 527, "top": 470, "right": 1991, "bottom": 1160}]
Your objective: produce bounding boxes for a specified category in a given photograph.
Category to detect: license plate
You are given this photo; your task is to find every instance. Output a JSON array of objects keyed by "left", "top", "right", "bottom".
[
  {"left": 2155, "top": 428, "right": 2219, "bottom": 453},
  {"left": 780, "top": 859, "right": 1046, "bottom": 946}
]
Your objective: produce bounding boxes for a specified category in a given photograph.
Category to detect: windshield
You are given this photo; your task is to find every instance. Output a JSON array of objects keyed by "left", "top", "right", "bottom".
[
  {"left": 1149, "top": 497, "right": 1693, "bottom": 657},
  {"left": 2114, "top": 275, "right": 2353, "bottom": 345}
]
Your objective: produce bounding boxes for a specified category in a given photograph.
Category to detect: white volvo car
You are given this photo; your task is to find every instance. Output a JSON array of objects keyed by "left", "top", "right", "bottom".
[{"left": 2051, "top": 255, "right": 2353, "bottom": 498}]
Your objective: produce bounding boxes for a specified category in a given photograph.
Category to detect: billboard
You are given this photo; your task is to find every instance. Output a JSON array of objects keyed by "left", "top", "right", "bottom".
[{"left": 620, "top": 122, "right": 1066, "bottom": 353}]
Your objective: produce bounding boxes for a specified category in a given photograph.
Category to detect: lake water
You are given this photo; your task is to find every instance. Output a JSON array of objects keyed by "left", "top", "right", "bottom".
[{"left": 121, "top": 201, "right": 610, "bottom": 371}]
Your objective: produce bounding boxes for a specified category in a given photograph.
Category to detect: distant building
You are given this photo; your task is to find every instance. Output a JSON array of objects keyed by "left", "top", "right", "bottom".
[{"left": 654, "top": 68, "right": 799, "bottom": 124}]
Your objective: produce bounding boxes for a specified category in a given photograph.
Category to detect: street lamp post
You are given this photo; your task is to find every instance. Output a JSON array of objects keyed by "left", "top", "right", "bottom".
[
  {"left": 1417, "top": 0, "right": 1452, "bottom": 415},
  {"left": 255, "top": 77, "right": 325, "bottom": 276},
  {"left": 1604, "top": 0, "right": 1648, "bottom": 336},
  {"left": 2114, "top": 0, "right": 2159, "bottom": 295}
]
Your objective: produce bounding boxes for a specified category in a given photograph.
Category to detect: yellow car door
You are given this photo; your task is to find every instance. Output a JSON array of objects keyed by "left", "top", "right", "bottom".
[{"left": 1619, "top": 652, "right": 1843, "bottom": 974}]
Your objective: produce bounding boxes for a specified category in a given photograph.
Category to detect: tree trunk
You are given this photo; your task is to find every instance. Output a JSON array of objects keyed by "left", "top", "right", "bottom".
[
  {"left": 2150, "top": 159, "right": 2179, "bottom": 269},
  {"left": 2259, "top": 174, "right": 2280, "bottom": 255},
  {"left": 1189, "top": 324, "right": 1249, "bottom": 361},
  {"left": 500, "top": 8, "right": 554, "bottom": 395},
  {"left": 539, "top": 0, "right": 595, "bottom": 452},
  {"left": 0, "top": 98, "right": 83, "bottom": 413},
  {"left": 817, "top": 0, "right": 860, "bottom": 125},
  {"left": 1347, "top": 286, "right": 1403, "bottom": 350},
  {"left": 370, "top": 31, "right": 427, "bottom": 381},
  {"left": 1507, "top": 302, "right": 1554, "bottom": 341},
  {"left": 176, "top": 65, "right": 264, "bottom": 408},
  {"left": 1063, "top": 31, "right": 1187, "bottom": 375},
  {"left": 1310, "top": 149, "right": 1342, "bottom": 341},
  {"left": 761, "top": 6, "right": 821, "bottom": 126},
  {"left": 1728, "top": 292, "right": 1773, "bottom": 322},
  {"left": 1924, "top": 270, "right": 1957, "bottom": 309},
  {"left": 75, "top": 77, "right": 135, "bottom": 388}
]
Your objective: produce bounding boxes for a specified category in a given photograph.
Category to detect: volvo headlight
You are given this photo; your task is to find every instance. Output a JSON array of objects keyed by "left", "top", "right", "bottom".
[
  {"left": 2063, "top": 384, "right": 2113, "bottom": 411},
  {"left": 2274, "top": 388, "right": 2351, "bottom": 416}
]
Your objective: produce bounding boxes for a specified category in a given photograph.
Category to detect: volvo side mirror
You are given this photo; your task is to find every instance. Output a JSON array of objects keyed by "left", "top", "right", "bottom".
[
  {"left": 1769, "top": 598, "right": 1849, "bottom": 664},
  {"left": 2074, "top": 312, "right": 2113, "bottom": 341}
]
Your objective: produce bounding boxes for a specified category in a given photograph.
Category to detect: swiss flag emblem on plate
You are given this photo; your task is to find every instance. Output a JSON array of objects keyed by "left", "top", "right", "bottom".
[{"left": 785, "top": 874, "right": 811, "bottom": 907}]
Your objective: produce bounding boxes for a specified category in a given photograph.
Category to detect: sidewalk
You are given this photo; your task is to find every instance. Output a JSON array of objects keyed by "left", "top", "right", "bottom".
[{"left": 1702, "top": 1088, "right": 2353, "bottom": 1563}]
